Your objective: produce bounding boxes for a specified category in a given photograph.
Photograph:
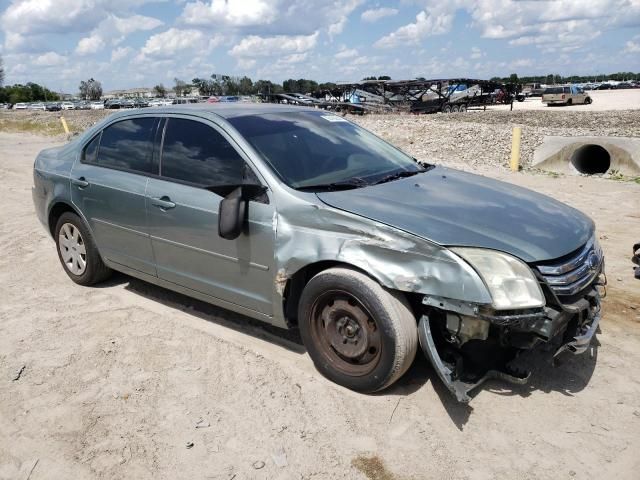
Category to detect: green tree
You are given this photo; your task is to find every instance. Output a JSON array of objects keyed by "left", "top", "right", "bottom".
[
  {"left": 153, "top": 84, "right": 167, "bottom": 97},
  {"left": 174, "top": 78, "right": 188, "bottom": 97},
  {"left": 237, "top": 76, "right": 253, "bottom": 95},
  {"left": 79, "top": 78, "right": 102, "bottom": 100},
  {"left": 0, "top": 55, "right": 5, "bottom": 87},
  {"left": 0, "top": 83, "right": 60, "bottom": 103}
]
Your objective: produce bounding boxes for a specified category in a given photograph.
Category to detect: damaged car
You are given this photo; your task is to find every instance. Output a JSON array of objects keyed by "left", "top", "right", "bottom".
[{"left": 32, "top": 104, "right": 605, "bottom": 402}]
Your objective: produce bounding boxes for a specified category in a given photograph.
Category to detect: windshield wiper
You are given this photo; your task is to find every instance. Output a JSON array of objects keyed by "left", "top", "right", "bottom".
[
  {"left": 373, "top": 168, "right": 428, "bottom": 185},
  {"left": 296, "top": 177, "right": 370, "bottom": 192}
]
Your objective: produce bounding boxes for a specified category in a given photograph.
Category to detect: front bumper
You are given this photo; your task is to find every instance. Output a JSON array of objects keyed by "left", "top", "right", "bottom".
[{"left": 419, "top": 285, "right": 603, "bottom": 403}]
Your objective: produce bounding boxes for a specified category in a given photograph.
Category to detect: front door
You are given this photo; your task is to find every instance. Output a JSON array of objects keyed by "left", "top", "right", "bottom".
[
  {"left": 71, "top": 117, "right": 159, "bottom": 276},
  {"left": 146, "top": 117, "right": 275, "bottom": 315}
]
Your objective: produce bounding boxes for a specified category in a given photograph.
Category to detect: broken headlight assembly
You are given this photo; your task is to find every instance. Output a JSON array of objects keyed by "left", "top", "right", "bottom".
[{"left": 451, "top": 248, "right": 545, "bottom": 310}]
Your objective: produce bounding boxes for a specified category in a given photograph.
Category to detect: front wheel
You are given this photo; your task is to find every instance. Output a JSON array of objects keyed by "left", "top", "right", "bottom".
[
  {"left": 298, "top": 267, "right": 418, "bottom": 393},
  {"left": 55, "top": 212, "right": 112, "bottom": 285}
]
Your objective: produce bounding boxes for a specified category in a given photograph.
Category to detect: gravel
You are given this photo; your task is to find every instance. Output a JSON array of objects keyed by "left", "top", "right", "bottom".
[{"left": 350, "top": 110, "right": 640, "bottom": 171}]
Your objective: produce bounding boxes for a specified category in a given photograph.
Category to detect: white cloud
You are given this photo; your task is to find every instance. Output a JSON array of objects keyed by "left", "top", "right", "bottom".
[
  {"left": 76, "top": 35, "right": 105, "bottom": 55},
  {"left": 75, "top": 14, "right": 163, "bottom": 55},
  {"left": 111, "top": 46, "right": 133, "bottom": 62},
  {"left": 624, "top": 40, "right": 640, "bottom": 53},
  {"left": 182, "top": 0, "right": 277, "bottom": 27},
  {"left": 335, "top": 48, "right": 359, "bottom": 59},
  {"left": 229, "top": 32, "right": 319, "bottom": 57},
  {"left": 141, "top": 28, "right": 221, "bottom": 58},
  {"left": 237, "top": 58, "right": 257, "bottom": 70},
  {"left": 180, "top": 0, "right": 363, "bottom": 39},
  {"left": 33, "top": 51, "right": 66, "bottom": 67},
  {"left": 375, "top": 10, "right": 455, "bottom": 48},
  {"left": 361, "top": 7, "right": 398, "bottom": 23},
  {"left": 374, "top": 1, "right": 640, "bottom": 50},
  {"left": 470, "top": 46, "right": 484, "bottom": 59}
]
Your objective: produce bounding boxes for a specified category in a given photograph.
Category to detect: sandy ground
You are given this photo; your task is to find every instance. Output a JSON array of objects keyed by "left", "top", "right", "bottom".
[
  {"left": 1, "top": 131, "right": 639, "bottom": 480},
  {"left": 485, "top": 89, "right": 640, "bottom": 112}
]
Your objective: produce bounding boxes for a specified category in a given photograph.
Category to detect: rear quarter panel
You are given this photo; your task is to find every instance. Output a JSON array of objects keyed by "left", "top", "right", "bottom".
[{"left": 32, "top": 141, "right": 79, "bottom": 236}]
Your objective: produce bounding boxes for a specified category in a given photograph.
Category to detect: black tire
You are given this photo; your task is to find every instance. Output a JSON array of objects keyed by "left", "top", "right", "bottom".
[
  {"left": 442, "top": 104, "right": 452, "bottom": 113},
  {"left": 584, "top": 97, "right": 592, "bottom": 105},
  {"left": 451, "top": 104, "right": 460, "bottom": 113},
  {"left": 459, "top": 103, "right": 467, "bottom": 112},
  {"left": 298, "top": 267, "right": 418, "bottom": 393},
  {"left": 566, "top": 99, "right": 573, "bottom": 106},
  {"left": 55, "top": 211, "right": 111, "bottom": 286}
]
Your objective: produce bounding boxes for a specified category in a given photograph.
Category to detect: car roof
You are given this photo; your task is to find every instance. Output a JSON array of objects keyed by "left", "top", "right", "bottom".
[{"left": 111, "top": 102, "right": 319, "bottom": 120}]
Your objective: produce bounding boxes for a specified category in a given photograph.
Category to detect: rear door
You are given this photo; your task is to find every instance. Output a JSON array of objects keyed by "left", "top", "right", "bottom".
[
  {"left": 71, "top": 117, "right": 159, "bottom": 275},
  {"left": 145, "top": 116, "right": 275, "bottom": 315}
]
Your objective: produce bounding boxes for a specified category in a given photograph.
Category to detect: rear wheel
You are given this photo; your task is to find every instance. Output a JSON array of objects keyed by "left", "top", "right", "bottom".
[
  {"left": 298, "top": 267, "right": 418, "bottom": 393},
  {"left": 442, "top": 104, "right": 452, "bottom": 113},
  {"left": 458, "top": 103, "right": 467, "bottom": 112},
  {"left": 55, "top": 212, "right": 111, "bottom": 285},
  {"left": 566, "top": 99, "right": 573, "bottom": 106},
  {"left": 451, "top": 104, "right": 460, "bottom": 113},
  {"left": 584, "top": 97, "right": 592, "bottom": 104}
]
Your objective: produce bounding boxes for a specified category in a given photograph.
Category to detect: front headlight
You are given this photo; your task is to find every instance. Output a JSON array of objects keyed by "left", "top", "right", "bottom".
[{"left": 451, "top": 248, "right": 545, "bottom": 310}]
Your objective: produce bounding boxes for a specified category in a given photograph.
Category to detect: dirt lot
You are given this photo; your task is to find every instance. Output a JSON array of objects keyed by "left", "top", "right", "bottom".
[{"left": 1, "top": 130, "right": 639, "bottom": 480}]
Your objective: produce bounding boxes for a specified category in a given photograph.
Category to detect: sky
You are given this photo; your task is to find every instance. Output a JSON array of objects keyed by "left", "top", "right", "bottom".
[{"left": 1, "top": 0, "right": 639, "bottom": 93}]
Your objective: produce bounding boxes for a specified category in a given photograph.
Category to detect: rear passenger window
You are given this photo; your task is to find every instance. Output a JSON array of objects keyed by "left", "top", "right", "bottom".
[
  {"left": 82, "top": 133, "right": 100, "bottom": 164},
  {"left": 97, "top": 118, "right": 156, "bottom": 174},
  {"left": 161, "top": 118, "right": 257, "bottom": 186}
]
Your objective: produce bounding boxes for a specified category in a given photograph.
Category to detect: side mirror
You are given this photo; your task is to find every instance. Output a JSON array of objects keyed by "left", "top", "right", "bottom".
[{"left": 218, "top": 184, "right": 267, "bottom": 240}]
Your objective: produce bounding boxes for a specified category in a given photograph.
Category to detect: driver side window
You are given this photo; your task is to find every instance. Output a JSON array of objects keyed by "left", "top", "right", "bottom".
[{"left": 160, "top": 118, "right": 259, "bottom": 187}]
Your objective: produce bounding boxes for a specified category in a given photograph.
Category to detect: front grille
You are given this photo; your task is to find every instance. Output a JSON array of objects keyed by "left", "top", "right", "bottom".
[{"left": 536, "top": 239, "right": 603, "bottom": 297}]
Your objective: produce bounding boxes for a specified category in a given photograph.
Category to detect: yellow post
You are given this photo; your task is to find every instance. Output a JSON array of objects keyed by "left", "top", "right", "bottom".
[
  {"left": 60, "top": 116, "right": 70, "bottom": 135},
  {"left": 510, "top": 126, "right": 521, "bottom": 172}
]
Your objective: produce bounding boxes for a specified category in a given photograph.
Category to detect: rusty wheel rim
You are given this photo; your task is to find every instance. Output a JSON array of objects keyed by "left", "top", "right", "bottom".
[{"left": 309, "top": 290, "right": 382, "bottom": 377}]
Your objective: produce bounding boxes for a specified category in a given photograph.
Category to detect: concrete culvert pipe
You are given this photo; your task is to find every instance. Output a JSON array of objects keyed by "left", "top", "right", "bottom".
[{"left": 570, "top": 144, "right": 611, "bottom": 174}]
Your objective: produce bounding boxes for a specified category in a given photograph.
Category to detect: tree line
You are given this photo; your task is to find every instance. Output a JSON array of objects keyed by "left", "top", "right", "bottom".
[
  {"left": 0, "top": 83, "right": 61, "bottom": 104},
  {"left": 491, "top": 72, "right": 640, "bottom": 85}
]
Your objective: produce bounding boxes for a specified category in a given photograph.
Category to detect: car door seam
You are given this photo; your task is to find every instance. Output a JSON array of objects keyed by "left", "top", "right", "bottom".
[{"left": 93, "top": 218, "right": 150, "bottom": 238}]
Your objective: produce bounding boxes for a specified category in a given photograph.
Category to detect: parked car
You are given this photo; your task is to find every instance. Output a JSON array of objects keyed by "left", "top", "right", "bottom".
[
  {"left": 132, "top": 98, "right": 149, "bottom": 108},
  {"left": 173, "top": 98, "right": 199, "bottom": 105},
  {"left": 90, "top": 101, "right": 105, "bottom": 110},
  {"left": 61, "top": 102, "right": 75, "bottom": 110},
  {"left": 45, "top": 102, "right": 62, "bottom": 111},
  {"left": 542, "top": 86, "right": 592, "bottom": 106},
  {"left": 30, "top": 103, "right": 46, "bottom": 110},
  {"left": 0, "top": 103, "right": 9, "bottom": 109},
  {"left": 32, "top": 104, "right": 604, "bottom": 402},
  {"left": 13, "top": 103, "right": 28, "bottom": 110},
  {"left": 521, "top": 83, "right": 545, "bottom": 97},
  {"left": 105, "top": 99, "right": 122, "bottom": 109}
]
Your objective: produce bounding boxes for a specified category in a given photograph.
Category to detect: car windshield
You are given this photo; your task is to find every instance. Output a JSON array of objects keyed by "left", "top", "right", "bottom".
[{"left": 228, "top": 110, "right": 424, "bottom": 189}]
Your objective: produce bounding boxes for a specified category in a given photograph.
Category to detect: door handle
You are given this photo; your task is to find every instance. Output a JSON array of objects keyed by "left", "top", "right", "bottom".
[
  {"left": 151, "top": 196, "right": 176, "bottom": 210},
  {"left": 71, "top": 177, "right": 89, "bottom": 188}
]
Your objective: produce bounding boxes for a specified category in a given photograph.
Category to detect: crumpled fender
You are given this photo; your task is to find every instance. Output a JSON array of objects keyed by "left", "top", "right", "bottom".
[{"left": 271, "top": 200, "right": 492, "bottom": 311}]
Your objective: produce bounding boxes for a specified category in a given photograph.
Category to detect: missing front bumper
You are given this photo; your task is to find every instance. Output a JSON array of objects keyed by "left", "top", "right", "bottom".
[
  {"left": 418, "top": 315, "right": 530, "bottom": 403},
  {"left": 418, "top": 290, "right": 602, "bottom": 403}
]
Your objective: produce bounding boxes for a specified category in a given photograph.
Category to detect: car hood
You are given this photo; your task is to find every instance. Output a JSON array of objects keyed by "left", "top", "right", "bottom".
[{"left": 316, "top": 166, "right": 594, "bottom": 262}]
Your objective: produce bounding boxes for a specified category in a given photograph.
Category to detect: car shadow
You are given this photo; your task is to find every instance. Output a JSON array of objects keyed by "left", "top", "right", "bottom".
[
  {"left": 383, "top": 340, "right": 600, "bottom": 431},
  {"left": 98, "top": 272, "right": 599, "bottom": 430},
  {"left": 104, "top": 271, "right": 306, "bottom": 355}
]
